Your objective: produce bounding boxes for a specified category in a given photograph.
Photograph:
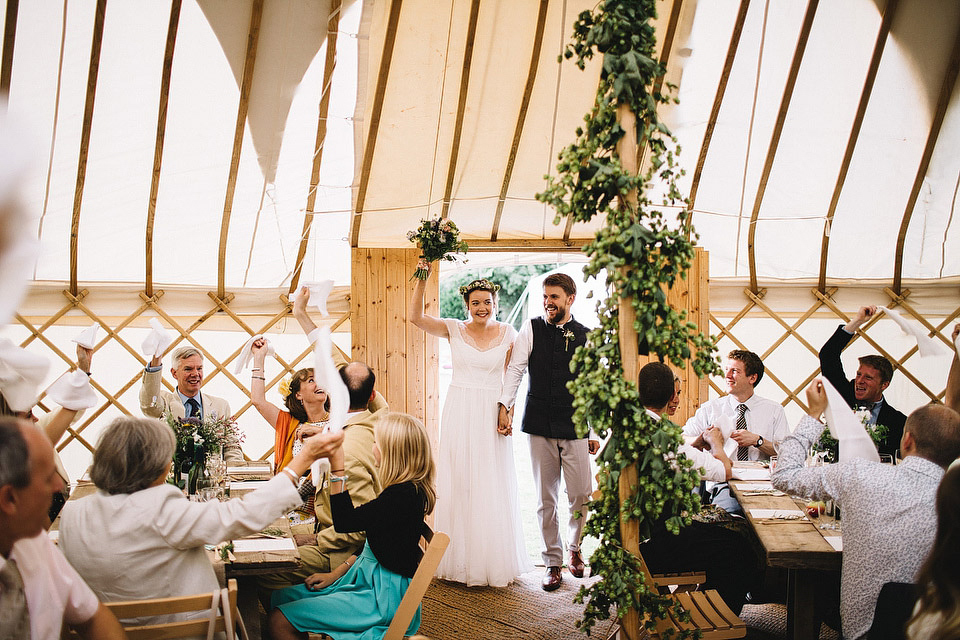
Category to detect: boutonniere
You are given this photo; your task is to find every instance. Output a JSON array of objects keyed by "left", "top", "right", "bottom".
[{"left": 563, "top": 328, "right": 576, "bottom": 351}]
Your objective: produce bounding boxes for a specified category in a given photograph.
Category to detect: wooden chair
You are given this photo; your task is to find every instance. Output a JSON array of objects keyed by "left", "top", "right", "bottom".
[
  {"left": 69, "top": 578, "right": 247, "bottom": 640},
  {"left": 309, "top": 524, "right": 449, "bottom": 640}
]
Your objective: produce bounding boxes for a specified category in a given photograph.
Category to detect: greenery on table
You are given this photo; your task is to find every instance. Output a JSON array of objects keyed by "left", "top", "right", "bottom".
[
  {"left": 535, "top": 0, "right": 720, "bottom": 635},
  {"left": 165, "top": 413, "right": 239, "bottom": 494},
  {"left": 814, "top": 412, "right": 888, "bottom": 462}
]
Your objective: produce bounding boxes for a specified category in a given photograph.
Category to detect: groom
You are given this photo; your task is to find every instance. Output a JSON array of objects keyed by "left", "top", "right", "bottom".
[{"left": 498, "top": 272, "right": 599, "bottom": 591}]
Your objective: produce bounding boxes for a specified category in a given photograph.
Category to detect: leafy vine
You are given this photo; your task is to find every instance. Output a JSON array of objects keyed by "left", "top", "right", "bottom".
[{"left": 536, "top": 0, "right": 720, "bottom": 635}]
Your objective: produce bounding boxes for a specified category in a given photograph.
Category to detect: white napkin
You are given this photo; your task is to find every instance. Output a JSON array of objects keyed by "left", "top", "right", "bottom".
[
  {"left": 819, "top": 376, "right": 880, "bottom": 463},
  {"left": 71, "top": 324, "right": 99, "bottom": 349},
  {"left": 233, "top": 334, "right": 275, "bottom": 374},
  {"left": 46, "top": 369, "right": 97, "bottom": 410},
  {"left": 141, "top": 318, "right": 173, "bottom": 358},
  {"left": 0, "top": 338, "right": 50, "bottom": 411},
  {"left": 307, "top": 326, "right": 349, "bottom": 481},
  {"left": 711, "top": 413, "right": 740, "bottom": 458},
  {"left": 878, "top": 306, "right": 952, "bottom": 358},
  {"left": 293, "top": 280, "right": 335, "bottom": 315}
]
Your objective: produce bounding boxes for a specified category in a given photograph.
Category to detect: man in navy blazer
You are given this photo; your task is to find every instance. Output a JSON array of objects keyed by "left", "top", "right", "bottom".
[{"left": 819, "top": 306, "right": 907, "bottom": 458}]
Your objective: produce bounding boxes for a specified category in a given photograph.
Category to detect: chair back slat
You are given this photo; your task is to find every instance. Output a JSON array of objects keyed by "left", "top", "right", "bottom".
[{"left": 382, "top": 524, "right": 449, "bottom": 640}]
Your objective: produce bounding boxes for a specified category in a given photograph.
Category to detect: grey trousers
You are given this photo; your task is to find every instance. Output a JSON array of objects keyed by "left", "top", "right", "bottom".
[{"left": 528, "top": 434, "right": 592, "bottom": 567}]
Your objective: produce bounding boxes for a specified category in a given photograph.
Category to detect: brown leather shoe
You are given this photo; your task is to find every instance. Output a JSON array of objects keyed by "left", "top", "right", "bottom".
[
  {"left": 569, "top": 550, "right": 586, "bottom": 578},
  {"left": 542, "top": 566, "right": 562, "bottom": 591}
]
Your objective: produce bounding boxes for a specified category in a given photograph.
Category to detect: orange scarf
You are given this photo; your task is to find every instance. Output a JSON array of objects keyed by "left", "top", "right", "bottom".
[{"left": 274, "top": 411, "right": 300, "bottom": 472}]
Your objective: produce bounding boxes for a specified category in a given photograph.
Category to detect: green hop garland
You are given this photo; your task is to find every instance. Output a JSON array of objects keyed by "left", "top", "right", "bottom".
[{"left": 536, "top": 0, "right": 721, "bottom": 635}]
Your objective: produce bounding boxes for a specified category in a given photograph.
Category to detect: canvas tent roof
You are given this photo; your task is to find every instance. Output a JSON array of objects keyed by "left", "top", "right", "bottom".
[{"left": 1, "top": 0, "right": 958, "bottom": 305}]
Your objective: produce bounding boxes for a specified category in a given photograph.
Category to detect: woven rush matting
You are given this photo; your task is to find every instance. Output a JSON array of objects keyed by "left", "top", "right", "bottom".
[{"left": 418, "top": 569, "right": 616, "bottom": 640}]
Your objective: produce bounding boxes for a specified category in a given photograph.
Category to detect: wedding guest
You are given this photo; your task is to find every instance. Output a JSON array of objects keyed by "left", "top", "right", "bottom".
[
  {"left": 0, "top": 417, "right": 125, "bottom": 640},
  {"left": 819, "top": 306, "right": 907, "bottom": 457},
  {"left": 773, "top": 381, "right": 960, "bottom": 640},
  {"left": 58, "top": 415, "right": 342, "bottom": 626},
  {"left": 268, "top": 412, "right": 436, "bottom": 640},
  {"left": 257, "top": 287, "right": 387, "bottom": 595},
  {"left": 408, "top": 266, "right": 531, "bottom": 586},
  {"left": 906, "top": 465, "right": 960, "bottom": 639},
  {"left": 139, "top": 346, "right": 242, "bottom": 462},
  {"left": 667, "top": 374, "right": 682, "bottom": 417}
]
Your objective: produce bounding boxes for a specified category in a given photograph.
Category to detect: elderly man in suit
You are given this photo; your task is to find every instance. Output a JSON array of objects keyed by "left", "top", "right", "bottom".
[
  {"left": 139, "top": 346, "right": 242, "bottom": 462},
  {"left": 0, "top": 417, "right": 125, "bottom": 640},
  {"left": 819, "top": 306, "right": 908, "bottom": 458}
]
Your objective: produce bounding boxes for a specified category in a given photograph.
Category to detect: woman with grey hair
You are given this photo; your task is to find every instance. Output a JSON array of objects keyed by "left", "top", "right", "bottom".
[{"left": 58, "top": 415, "right": 342, "bottom": 622}]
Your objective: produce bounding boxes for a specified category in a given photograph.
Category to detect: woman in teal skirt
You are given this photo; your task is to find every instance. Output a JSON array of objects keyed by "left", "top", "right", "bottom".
[{"left": 268, "top": 412, "right": 437, "bottom": 640}]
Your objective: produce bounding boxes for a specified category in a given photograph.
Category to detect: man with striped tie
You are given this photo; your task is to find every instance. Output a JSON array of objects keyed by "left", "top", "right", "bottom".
[{"left": 682, "top": 349, "right": 789, "bottom": 516}]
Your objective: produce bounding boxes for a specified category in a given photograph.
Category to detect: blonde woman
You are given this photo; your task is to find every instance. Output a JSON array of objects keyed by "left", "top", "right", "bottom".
[
  {"left": 268, "top": 412, "right": 437, "bottom": 640},
  {"left": 408, "top": 267, "right": 531, "bottom": 587}
]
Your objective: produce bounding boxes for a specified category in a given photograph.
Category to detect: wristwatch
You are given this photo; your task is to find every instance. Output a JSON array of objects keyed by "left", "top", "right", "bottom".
[{"left": 755, "top": 436, "right": 764, "bottom": 447}]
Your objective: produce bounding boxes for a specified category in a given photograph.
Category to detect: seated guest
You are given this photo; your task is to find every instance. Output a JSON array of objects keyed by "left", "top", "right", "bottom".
[
  {"left": 140, "top": 345, "right": 243, "bottom": 462},
  {"left": 946, "top": 324, "right": 959, "bottom": 416},
  {"left": 0, "top": 417, "right": 125, "bottom": 639},
  {"left": 819, "top": 306, "right": 908, "bottom": 457},
  {"left": 258, "top": 287, "right": 388, "bottom": 595},
  {"left": 683, "top": 350, "right": 788, "bottom": 515},
  {"left": 58, "top": 415, "right": 343, "bottom": 625},
  {"left": 268, "top": 412, "right": 436, "bottom": 640},
  {"left": 772, "top": 381, "right": 960, "bottom": 640},
  {"left": 906, "top": 465, "right": 960, "bottom": 639},
  {"left": 635, "top": 362, "right": 758, "bottom": 615},
  {"left": 1, "top": 343, "right": 96, "bottom": 521}
]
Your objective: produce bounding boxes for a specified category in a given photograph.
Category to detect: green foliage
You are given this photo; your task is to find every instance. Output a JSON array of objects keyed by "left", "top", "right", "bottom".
[
  {"left": 536, "top": 1, "right": 720, "bottom": 635},
  {"left": 439, "top": 264, "right": 556, "bottom": 330}
]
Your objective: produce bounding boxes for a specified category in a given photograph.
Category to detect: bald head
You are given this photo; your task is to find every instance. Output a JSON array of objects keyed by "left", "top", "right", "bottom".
[
  {"left": 905, "top": 404, "right": 960, "bottom": 468},
  {"left": 339, "top": 361, "right": 376, "bottom": 411}
]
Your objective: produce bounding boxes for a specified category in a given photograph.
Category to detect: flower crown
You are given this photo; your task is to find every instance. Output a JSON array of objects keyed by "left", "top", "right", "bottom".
[
  {"left": 278, "top": 376, "right": 293, "bottom": 398},
  {"left": 459, "top": 278, "right": 500, "bottom": 296}
]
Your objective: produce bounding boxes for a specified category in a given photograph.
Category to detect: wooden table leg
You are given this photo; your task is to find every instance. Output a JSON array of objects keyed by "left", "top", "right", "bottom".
[
  {"left": 235, "top": 575, "right": 262, "bottom": 638},
  {"left": 787, "top": 568, "right": 819, "bottom": 640}
]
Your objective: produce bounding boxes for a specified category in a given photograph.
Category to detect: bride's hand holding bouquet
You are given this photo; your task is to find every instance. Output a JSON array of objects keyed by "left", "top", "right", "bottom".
[{"left": 407, "top": 217, "right": 468, "bottom": 280}]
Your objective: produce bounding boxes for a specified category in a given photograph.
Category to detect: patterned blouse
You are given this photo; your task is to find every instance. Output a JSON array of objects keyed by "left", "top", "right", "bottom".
[{"left": 772, "top": 415, "right": 944, "bottom": 640}]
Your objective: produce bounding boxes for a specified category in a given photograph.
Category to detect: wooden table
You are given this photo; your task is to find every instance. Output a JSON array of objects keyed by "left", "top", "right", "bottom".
[{"left": 730, "top": 475, "right": 841, "bottom": 640}]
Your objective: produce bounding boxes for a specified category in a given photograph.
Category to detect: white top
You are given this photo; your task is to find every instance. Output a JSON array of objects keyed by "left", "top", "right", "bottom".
[
  {"left": 498, "top": 316, "right": 538, "bottom": 408},
  {"left": 2, "top": 532, "right": 99, "bottom": 640},
  {"left": 682, "top": 392, "right": 790, "bottom": 462},
  {"left": 60, "top": 475, "right": 300, "bottom": 621},
  {"left": 646, "top": 409, "right": 727, "bottom": 483}
]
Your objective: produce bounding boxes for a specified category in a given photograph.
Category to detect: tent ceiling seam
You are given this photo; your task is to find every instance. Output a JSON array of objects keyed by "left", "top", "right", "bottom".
[
  {"left": 893, "top": 15, "right": 960, "bottom": 294},
  {"left": 218, "top": 0, "right": 264, "bottom": 299},
  {"left": 747, "top": 0, "right": 819, "bottom": 293},
  {"left": 1, "top": 0, "right": 19, "bottom": 93},
  {"left": 543, "top": 0, "right": 568, "bottom": 238}
]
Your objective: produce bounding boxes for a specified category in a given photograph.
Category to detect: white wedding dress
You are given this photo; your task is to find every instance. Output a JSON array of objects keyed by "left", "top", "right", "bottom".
[{"left": 435, "top": 318, "right": 533, "bottom": 586}]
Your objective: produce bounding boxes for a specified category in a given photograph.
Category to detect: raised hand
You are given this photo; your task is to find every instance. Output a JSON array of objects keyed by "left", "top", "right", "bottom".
[
  {"left": 76, "top": 344, "right": 93, "bottom": 374},
  {"left": 805, "top": 380, "right": 828, "bottom": 419}
]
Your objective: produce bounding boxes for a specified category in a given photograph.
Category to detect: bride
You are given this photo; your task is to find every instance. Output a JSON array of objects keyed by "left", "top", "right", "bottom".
[{"left": 409, "top": 266, "right": 532, "bottom": 586}]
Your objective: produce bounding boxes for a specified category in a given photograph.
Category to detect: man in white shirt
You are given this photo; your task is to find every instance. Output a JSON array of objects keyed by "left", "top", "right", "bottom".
[
  {"left": 0, "top": 417, "right": 124, "bottom": 640},
  {"left": 683, "top": 349, "right": 789, "bottom": 515},
  {"left": 636, "top": 362, "right": 757, "bottom": 614}
]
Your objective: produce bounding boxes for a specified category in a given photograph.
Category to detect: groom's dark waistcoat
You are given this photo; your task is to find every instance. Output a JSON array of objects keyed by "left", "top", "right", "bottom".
[{"left": 521, "top": 316, "right": 588, "bottom": 440}]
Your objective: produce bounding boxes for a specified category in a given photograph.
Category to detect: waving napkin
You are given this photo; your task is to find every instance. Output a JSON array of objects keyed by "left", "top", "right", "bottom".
[
  {"left": 878, "top": 306, "right": 952, "bottom": 358},
  {"left": 819, "top": 376, "right": 880, "bottom": 463},
  {"left": 0, "top": 339, "right": 50, "bottom": 411},
  {"left": 141, "top": 318, "right": 173, "bottom": 359},
  {"left": 306, "top": 326, "right": 350, "bottom": 481},
  {"left": 293, "top": 280, "right": 335, "bottom": 316},
  {"left": 233, "top": 334, "right": 276, "bottom": 374},
  {"left": 72, "top": 324, "right": 99, "bottom": 349},
  {"left": 46, "top": 369, "right": 97, "bottom": 410}
]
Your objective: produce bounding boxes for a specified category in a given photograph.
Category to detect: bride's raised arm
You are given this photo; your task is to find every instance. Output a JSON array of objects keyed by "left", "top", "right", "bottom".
[{"left": 408, "top": 265, "right": 449, "bottom": 338}]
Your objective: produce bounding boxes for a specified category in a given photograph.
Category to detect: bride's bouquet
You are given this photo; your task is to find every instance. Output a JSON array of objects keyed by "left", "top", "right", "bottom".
[{"left": 407, "top": 217, "right": 469, "bottom": 280}]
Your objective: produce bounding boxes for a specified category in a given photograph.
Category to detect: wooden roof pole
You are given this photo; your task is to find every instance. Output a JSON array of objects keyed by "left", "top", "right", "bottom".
[
  {"left": 69, "top": 0, "right": 108, "bottom": 297},
  {"left": 350, "top": 0, "right": 404, "bottom": 247},
  {"left": 289, "top": 0, "right": 343, "bottom": 295},
  {"left": 817, "top": 0, "right": 898, "bottom": 293},
  {"left": 686, "top": 0, "right": 751, "bottom": 234},
  {"left": 439, "top": 0, "right": 481, "bottom": 221},
  {"left": 893, "top": 15, "right": 960, "bottom": 295},
  {"left": 0, "top": 0, "right": 19, "bottom": 94},
  {"left": 217, "top": 0, "right": 263, "bottom": 300},
  {"left": 746, "top": 0, "right": 818, "bottom": 294},
  {"left": 490, "top": 0, "right": 549, "bottom": 241},
  {"left": 145, "top": 0, "right": 182, "bottom": 299}
]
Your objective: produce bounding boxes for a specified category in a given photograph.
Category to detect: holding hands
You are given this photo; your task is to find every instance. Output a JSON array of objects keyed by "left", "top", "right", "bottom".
[{"left": 497, "top": 403, "right": 513, "bottom": 436}]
